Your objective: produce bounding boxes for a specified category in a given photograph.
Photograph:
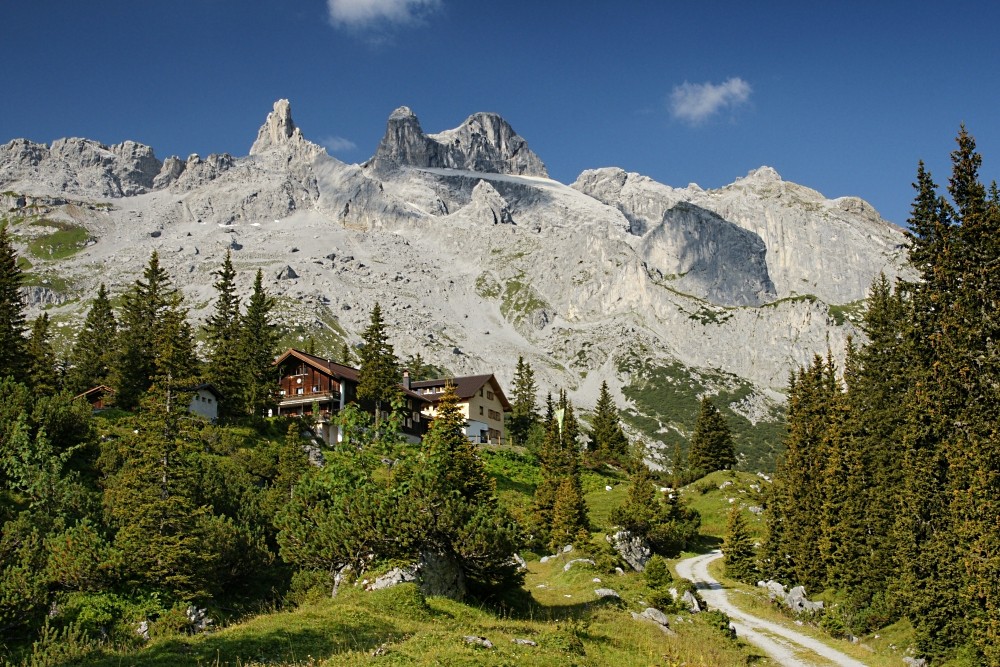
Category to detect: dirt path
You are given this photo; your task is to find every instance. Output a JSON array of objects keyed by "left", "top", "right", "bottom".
[{"left": 675, "top": 551, "right": 870, "bottom": 667}]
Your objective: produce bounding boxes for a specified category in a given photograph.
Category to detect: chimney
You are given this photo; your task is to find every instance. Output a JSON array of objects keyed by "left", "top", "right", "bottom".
[{"left": 402, "top": 369, "right": 411, "bottom": 390}]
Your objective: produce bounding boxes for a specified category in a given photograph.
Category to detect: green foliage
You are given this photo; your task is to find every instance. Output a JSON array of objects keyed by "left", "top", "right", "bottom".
[
  {"left": 586, "top": 381, "right": 630, "bottom": 468},
  {"left": 203, "top": 251, "right": 242, "bottom": 418},
  {"left": 723, "top": 505, "right": 756, "bottom": 583},
  {"left": 687, "top": 397, "right": 736, "bottom": 476},
  {"left": 236, "top": 269, "right": 280, "bottom": 418},
  {"left": 506, "top": 355, "right": 538, "bottom": 447},
  {"left": 0, "top": 225, "right": 28, "bottom": 383},
  {"left": 759, "top": 129, "right": 1000, "bottom": 662},
  {"left": 25, "top": 313, "right": 58, "bottom": 395},
  {"left": 356, "top": 302, "right": 401, "bottom": 418},
  {"left": 65, "top": 283, "right": 117, "bottom": 395}
]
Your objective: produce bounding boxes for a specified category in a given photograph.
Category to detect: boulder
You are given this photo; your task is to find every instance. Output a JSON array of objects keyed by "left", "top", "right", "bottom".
[
  {"left": 594, "top": 588, "right": 620, "bottom": 599},
  {"left": 607, "top": 530, "right": 652, "bottom": 572},
  {"left": 681, "top": 590, "right": 702, "bottom": 613},
  {"left": 464, "top": 636, "right": 493, "bottom": 649}
]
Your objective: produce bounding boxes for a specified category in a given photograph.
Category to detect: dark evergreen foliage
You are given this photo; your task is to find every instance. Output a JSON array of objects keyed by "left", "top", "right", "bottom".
[
  {"left": 356, "top": 302, "right": 401, "bottom": 421},
  {"left": 236, "top": 269, "right": 279, "bottom": 417},
  {"left": 507, "top": 356, "right": 538, "bottom": 447},
  {"left": 762, "top": 128, "right": 1000, "bottom": 662},
  {"left": 0, "top": 226, "right": 28, "bottom": 383},
  {"left": 587, "top": 380, "right": 630, "bottom": 467},
  {"left": 204, "top": 251, "right": 242, "bottom": 418},
  {"left": 687, "top": 397, "right": 736, "bottom": 476},
  {"left": 65, "top": 284, "right": 117, "bottom": 395}
]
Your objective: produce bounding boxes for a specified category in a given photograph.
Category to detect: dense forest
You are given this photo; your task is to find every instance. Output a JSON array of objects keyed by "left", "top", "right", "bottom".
[{"left": 760, "top": 128, "right": 1000, "bottom": 664}]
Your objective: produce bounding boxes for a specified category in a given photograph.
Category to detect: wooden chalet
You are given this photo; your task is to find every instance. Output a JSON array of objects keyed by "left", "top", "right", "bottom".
[
  {"left": 409, "top": 374, "right": 512, "bottom": 445},
  {"left": 273, "top": 348, "right": 430, "bottom": 444},
  {"left": 75, "top": 384, "right": 115, "bottom": 410}
]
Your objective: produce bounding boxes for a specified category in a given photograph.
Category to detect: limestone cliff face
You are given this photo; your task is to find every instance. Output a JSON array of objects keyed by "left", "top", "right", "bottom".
[
  {"left": 573, "top": 166, "right": 911, "bottom": 304},
  {"left": 0, "top": 137, "right": 161, "bottom": 198},
  {"left": 368, "top": 107, "right": 547, "bottom": 177}
]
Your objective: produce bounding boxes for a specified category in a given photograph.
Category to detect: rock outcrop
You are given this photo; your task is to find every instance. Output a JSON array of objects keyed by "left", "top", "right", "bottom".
[{"left": 368, "top": 107, "right": 547, "bottom": 177}]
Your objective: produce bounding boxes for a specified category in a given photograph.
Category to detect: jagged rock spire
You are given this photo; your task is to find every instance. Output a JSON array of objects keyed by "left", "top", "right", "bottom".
[{"left": 250, "top": 99, "right": 323, "bottom": 159}]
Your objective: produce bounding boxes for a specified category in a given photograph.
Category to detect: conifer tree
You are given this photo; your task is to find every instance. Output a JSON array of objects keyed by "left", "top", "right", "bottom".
[
  {"left": 65, "top": 284, "right": 117, "bottom": 395},
  {"left": 340, "top": 342, "right": 353, "bottom": 366},
  {"left": 687, "top": 397, "right": 736, "bottom": 476},
  {"left": 724, "top": 505, "right": 756, "bottom": 583},
  {"left": 587, "top": 380, "right": 629, "bottom": 467},
  {"left": 507, "top": 356, "right": 538, "bottom": 447},
  {"left": 25, "top": 314, "right": 57, "bottom": 395},
  {"left": 151, "top": 293, "right": 199, "bottom": 399},
  {"left": 610, "top": 462, "right": 656, "bottom": 536},
  {"left": 530, "top": 392, "right": 588, "bottom": 549},
  {"left": 112, "top": 251, "right": 175, "bottom": 409},
  {"left": 236, "top": 269, "right": 279, "bottom": 417},
  {"left": 204, "top": 251, "right": 241, "bottom": 418},
  {"left": 102, "top": 398, "right": 216, "bottom": 598},
  {"left": 356, "top": 302, "right": 400, "bottom": 422},
  {"left": 0, "top": 226, "right": 28, "bottom": 383}
]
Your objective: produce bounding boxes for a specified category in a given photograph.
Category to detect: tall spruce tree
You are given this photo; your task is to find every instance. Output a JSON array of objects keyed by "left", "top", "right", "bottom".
[
  {"left": 724, "top": 505, "right": 757, "bottom": 583},
  {"left": 236, "top": 269, "right": 279, "bottom": 417},
  {"left": 112, "top": 251, "right": 175, "bottom": 409},
  {"left": 507, "top": 356, "right": 538, "bottom": 447},
  {"left": 0, "top": 226, "right": 28, "bottom": 383},
  {"left": 356, "top": 302, "right": 400, "bottom": 422},
  {"left": 25, "top": 314, "right": 57, "bottom": 395},
  {"left": 530, "top": 391, "right": 588, "bottom": 549},
  {"left": 587, "top": 380, "right": 630, "bottom": 467},
  {"left": 65, "top": 284, "right": 117, "bottom": 395},
  {"left": 687, "top": 397, "right": 736, "bottom": 476},
  {"left": 204, "top": 251, "right": 241, "bottom": 418}
]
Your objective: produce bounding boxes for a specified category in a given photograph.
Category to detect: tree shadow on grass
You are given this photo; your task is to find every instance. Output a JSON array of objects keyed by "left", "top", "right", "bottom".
[{"left": 85, "top": 619, "right": 404, "bottom": 667}]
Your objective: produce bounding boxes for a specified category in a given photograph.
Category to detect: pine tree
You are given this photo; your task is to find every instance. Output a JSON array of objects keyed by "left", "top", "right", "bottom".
[
  {"left": 687, "top": 397, "right": 736, "bottom": 476},
  {"left": 151, "top": 293, "right": 199, "bottom": 400},
  {"left": 236, "top": 269, "right": 279, "bottom": 417},
  {"left": 112, "top": 251, "right": 175, "bottom": 409},
  {"left": 507, "top": 356, "right": 538, "bottom": 447},
  {"left": 204, "top": 251, "right": 241, "bottom": 418},
  {"left": 549, "top": 477, "right": 587, "bottom": 550},
  {"left": 0, "top": 226, "right": 28, "bottom": 383},
  {"left": 724, "top": 505, "right": 756, "bottom": 583},
  {"left": 25, "top": 314, "right": 57, "bottom": 395},
  {"left": 587, "top": 380, "right": 629, "bottom": 467},
  {"left": 65, "top": 284, "right": 117, "bottom": 395},
  {"left": 340, "top": 342, "right": 353, "bottom": 366},
  {"left": 101, "top": 400, "right": 215, "bottom": 598},
  {"left": 530, "top": 392, "right": 588, "bottom": 549},
  {"left": 610, "top": 462, "right": 656, "bottom": 536},
  {"left": 356, "top": 302, "right": 400, "bottom": 422}
]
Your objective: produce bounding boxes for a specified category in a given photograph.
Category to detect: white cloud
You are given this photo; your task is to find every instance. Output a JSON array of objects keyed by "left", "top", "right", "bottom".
[
  {"left": 669, "top": 77, "right": 752, "bottom": 125},
  {"left": 327, "top": 0, "right": 442, "bottom": 28},
  {"left": 320, "top": 136, "right": 358, "bottom": 153}
]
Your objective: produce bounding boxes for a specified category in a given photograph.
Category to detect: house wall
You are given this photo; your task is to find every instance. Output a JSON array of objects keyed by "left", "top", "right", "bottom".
[
  {"left": 188, "top": 389, "right": 219, "bottom": 422},
  {"left": 465, "top": 384, "right": 506, "bottom": 444}
]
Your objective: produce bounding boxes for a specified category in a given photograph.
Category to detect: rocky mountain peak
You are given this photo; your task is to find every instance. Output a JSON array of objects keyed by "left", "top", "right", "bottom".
[
  {"left": 369, "top": 107, "right": 547, "bottom": 177},
  {"left": 249, "top": 99, "right": 323, "bottom": 160},
  {"left": 741, "top": 166, "right": 782, "bottom": 183}
]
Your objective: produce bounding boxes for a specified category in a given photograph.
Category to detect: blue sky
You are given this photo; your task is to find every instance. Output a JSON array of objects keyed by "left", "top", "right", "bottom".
[{"left": 3, "top": 0, "right": 998, "bottom": 226}]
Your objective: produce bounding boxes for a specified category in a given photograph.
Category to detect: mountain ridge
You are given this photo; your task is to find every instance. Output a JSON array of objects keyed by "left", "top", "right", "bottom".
[{"left": 0, "top": 99, "right": 912, "bottom": 466}]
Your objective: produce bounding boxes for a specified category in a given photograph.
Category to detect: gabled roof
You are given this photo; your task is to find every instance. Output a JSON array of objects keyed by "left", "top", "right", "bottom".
[
  {"left": 183, "top": 383, "right": 223, "bottom": 400},
  {"left": 274, "top": 348, "right": 428, "bottom": 403},
  {"left": 410, "top": 374, "right": 512, "bottom": 411},
  {"left": 75, "top": 384, "right": 115, "bottom": 400}
]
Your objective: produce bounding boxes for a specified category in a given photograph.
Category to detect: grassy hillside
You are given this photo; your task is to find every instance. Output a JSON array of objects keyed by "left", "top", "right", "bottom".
[{"left": 63, "top": 449, "right": 766, "bottom": 667}]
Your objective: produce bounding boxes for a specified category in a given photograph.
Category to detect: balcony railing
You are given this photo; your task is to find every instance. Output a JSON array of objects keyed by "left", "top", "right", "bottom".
[{"left": 277, "top": 390, "right": 341, "bottom": 408}]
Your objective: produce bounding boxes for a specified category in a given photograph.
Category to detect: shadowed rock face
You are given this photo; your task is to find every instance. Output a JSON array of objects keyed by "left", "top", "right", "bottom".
[
  {"left": 641, "top": 202, "right": 776, "bottom": 307},
  {"left": 369, "top": 107, "right": 547, "bottom": 177}
]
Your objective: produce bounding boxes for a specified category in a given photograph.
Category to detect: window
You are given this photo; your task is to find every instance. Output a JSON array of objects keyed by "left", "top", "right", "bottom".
[
  {"left": 279, "top": 389, "right": 286, "bottom": 396},
  {"left": 486, "top": 390, "right": 494, "bottom": 400},
  {"left": 479, "top": 406, "right": 484, "bottom": 416},
  {"left": 413, "top": 411, "right": 420, "bottom": 422},
  {"left": 488, "top": 409, "right": 501, "bottom": 421},
  {"left": 479, "top": 388, "right": 483, "bottom": 397},
  {"left": 406, "top": 418, "right": 412, "bottom": 428},
  {"left": 296, "top": 387, "right": 304, "bottom": 395}
]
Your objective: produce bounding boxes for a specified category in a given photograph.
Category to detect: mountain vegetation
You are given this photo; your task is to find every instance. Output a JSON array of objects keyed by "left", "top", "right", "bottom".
[{"left": 760, "top": 128, "right": 1000, "bottom": 664}]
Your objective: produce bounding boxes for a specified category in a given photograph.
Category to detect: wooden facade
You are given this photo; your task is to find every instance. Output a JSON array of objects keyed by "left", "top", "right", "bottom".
[{"left": 273, "top": 349, "right": 429, "bottom": 443}]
